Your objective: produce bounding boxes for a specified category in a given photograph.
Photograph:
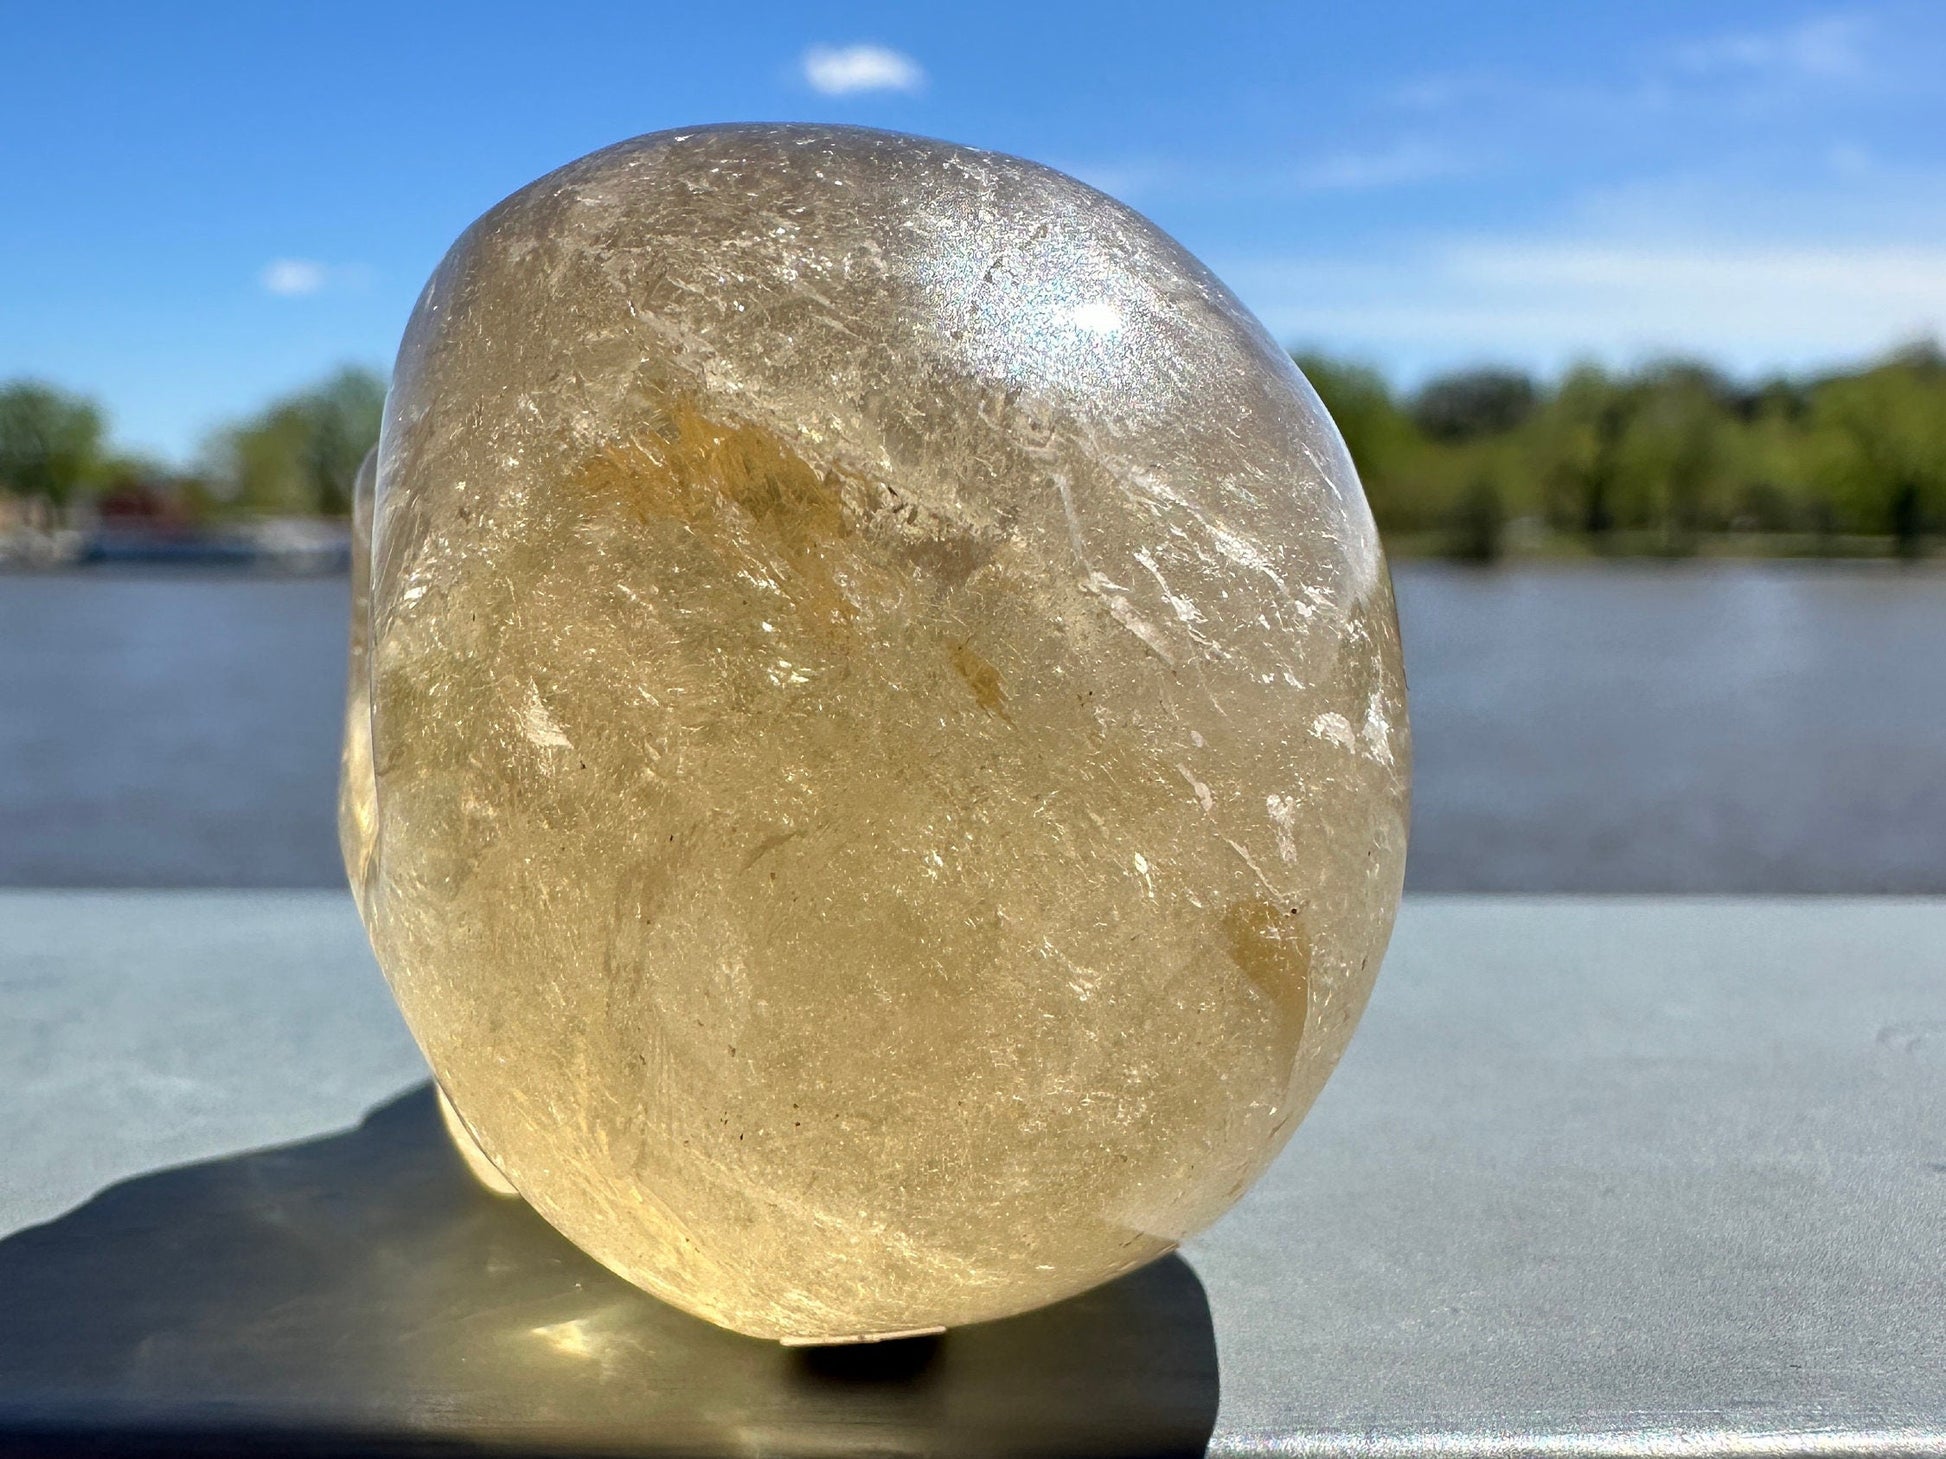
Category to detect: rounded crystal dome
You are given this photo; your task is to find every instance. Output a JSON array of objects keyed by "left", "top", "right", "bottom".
[{"left": 340, "top": 123, "right": 1409, "bottom": 1343}]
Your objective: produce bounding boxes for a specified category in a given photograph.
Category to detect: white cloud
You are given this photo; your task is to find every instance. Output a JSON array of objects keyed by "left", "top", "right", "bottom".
[
  {"left": 259, "top": 259, "right": 329, "bottom": 297},
  {"left": 1673, "top": 13, "right": 1869, "bottom": 82},
  {"left": 1295, "top": 141, "right": 1467, "bottom": 192},
  {"left": 258, "top": 259, "right": 371, "bottom": 298},
  {"left": 802, "top": 43, "right": 924, "bottom": 97},
  {"left": 1386, "top": 13, "right": 1876, "bottom": 129},
  {"left": 1387, "top": 72, "right": 1493, "bottom": 112},
  {"left": 1225, "top": 237, "right": 1946, "bottom": 379},
  {"left": 1218, "top": 139, "right": 1946, "bottom": 380},
  {"left": 1055, "top": 141, "right": 1467, "bottom": 207}
]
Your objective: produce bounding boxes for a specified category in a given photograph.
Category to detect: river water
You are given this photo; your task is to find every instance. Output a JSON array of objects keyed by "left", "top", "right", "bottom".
[{"left": 3, "top": 563, "right": 1941, "bottom": 892}]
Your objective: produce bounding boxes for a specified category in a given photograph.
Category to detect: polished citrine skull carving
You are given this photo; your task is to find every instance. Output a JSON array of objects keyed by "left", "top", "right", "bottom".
[{"left": 341, "top": 124, "right": 1408, "bottom": 1344}]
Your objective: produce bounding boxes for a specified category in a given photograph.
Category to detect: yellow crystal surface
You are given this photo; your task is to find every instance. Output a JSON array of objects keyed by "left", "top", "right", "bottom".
[{"left": 341, "top": 124, "right": 1409, "bottom": 1342}]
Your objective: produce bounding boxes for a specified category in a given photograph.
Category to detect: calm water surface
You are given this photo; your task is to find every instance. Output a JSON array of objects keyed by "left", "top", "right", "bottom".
[{"left": 3, "top": 563, "right": 1941, "bottom": 891}]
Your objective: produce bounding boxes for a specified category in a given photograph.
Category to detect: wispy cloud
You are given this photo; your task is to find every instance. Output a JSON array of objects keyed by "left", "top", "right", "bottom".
[
  {"left": 1386, "top": 72, "right": 1501, "bottom": 113},
  {"left": 802, "top": 43, "right": 925, "bottom": 97},
  {"left": 259, "top": 259, "right": 329, "bottom": 297},
  {"left": 1057, "top": 140, "right": 1468, "bottom": 206},
  {"left": 1563, "top": 152, "right": 1946, "bottom": 241},
  {"left": 1295, "top": 141, "right": 1468, "bottom": 192},
  {"left": 1226, "top": 235, "right": 1946, "bottom": 377},
  {"left": 1672, "top": 13, "right": 1870, "bottom": 83},
  {"left": 257, "top": 259, "right": 370, "bottom": 297},
  {"left": 1388, "top": 12, "right": 1875, "bottom": 128}
]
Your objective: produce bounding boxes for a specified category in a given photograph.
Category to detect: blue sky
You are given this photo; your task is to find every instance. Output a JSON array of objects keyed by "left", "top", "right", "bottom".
[{"left": 5, "top": 1, "right": 1945, "bottom": 462}]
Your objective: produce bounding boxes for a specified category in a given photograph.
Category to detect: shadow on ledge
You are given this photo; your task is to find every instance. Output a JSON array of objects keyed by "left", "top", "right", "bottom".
[{"left": 0, "top": 1085, "right": 1218, "bottom": 1458}]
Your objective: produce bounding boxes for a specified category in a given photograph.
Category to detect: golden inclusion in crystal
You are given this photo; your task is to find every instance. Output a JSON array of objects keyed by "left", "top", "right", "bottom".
[{"left": 340, "top": 124, "right": 1409, "bottom": 1343}]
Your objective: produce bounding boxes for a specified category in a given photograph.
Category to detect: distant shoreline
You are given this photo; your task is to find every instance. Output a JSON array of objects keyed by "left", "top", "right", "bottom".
[
  {"left": 1380, "top": 528, "right": 1943, "bottom": 563},
  {"left": 0, "top": 522, "right": 350, "bottom": 575},
  {"left": 3, "top": 543, "right": 1940, "bottom": 578}
]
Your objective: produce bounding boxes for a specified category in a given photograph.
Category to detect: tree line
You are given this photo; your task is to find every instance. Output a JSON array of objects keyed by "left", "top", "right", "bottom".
[
  {"left": 2, "top": 347, "right": 1942, "bottom": 557},
  {"left": 0, "top": 367, "right": 382, "bottom": 523},
  {"left": 1300, "top": 343, "right": 1945, "bottom": 558}
]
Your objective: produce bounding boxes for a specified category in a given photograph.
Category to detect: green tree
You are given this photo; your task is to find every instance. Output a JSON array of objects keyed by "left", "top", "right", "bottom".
[
  {"left": 1292, "top": 352, "right": 1427, "bottom": 531},
  {"left": 1410, "top": 367, "right": 1539, "bottom": 443},
  {"left": 0, "top": 380, "right": 106, "bottom": 509},
  {"left": 208, "top": 366, "right": 385, "bottom": 516},
  {"left": 1805, "top": 348, "right": 1946, "bottom": 550},
  {"left": 1520, "top": 363, "right": 1627, "bottom": 541},
  {"left": 1612, "top": 362, "right": 1733, "bottom": 551},
  {"left": 1446, "top": 472, "right": 1506, "bottom": 561}
]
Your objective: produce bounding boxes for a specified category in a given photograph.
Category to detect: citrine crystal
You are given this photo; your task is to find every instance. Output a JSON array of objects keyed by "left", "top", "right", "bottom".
[{"left": 341, "top": 124, "right": 1409, "bottom": 1343}]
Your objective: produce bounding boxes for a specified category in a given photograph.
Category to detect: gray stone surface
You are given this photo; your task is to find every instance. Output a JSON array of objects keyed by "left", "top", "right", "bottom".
[
  {"left": 2, "top": 893, "right": 1942, "bottom": 1455},
  {"left": 0, "top": 891, "right": 425, "bottom": 1237},
  {"left": 1194, "top": 898, "right": 1946, "bottom": 1456}
]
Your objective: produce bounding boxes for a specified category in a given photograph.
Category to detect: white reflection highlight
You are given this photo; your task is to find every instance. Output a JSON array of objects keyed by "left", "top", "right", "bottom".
[{"left": 1071, "top": 300, "right": 1125, "bottom": 334}]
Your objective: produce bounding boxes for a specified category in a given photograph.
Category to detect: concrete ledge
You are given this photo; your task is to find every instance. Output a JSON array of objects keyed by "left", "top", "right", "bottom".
[{"left": 2, "top": 894, "right": 1941, "bottom": 1456}]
